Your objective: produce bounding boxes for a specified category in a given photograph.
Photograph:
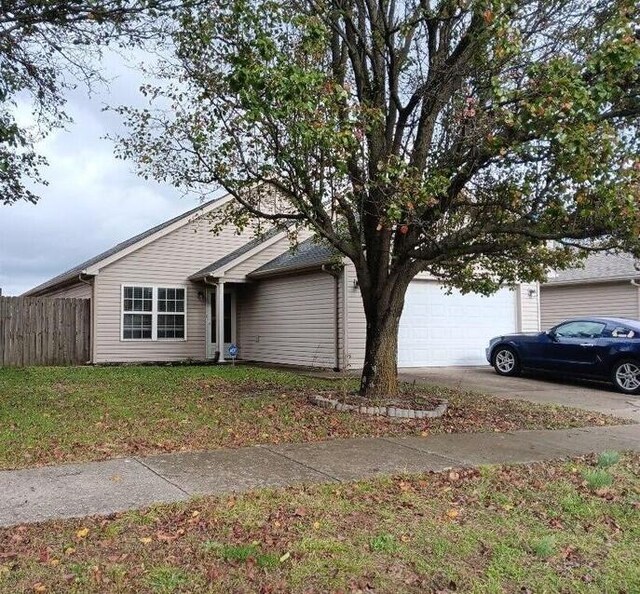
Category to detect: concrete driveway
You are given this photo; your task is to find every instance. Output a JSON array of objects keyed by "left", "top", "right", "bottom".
[{"left": 399, "top": 366, "right": 640, "bottom": 422}]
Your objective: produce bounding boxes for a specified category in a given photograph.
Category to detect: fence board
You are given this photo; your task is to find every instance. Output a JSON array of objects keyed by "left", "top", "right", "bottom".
[{"left": 0, "top": 296, "right": 91, "bottom": 367}]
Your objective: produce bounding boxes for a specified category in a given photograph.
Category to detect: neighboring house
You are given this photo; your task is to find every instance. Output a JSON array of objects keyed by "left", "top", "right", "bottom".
[
  {"left": 541, "top": 252, "right": 640, "bottom": 328},
  {"left": 24, "top": 195, "right": 540, "bottom": 368}
]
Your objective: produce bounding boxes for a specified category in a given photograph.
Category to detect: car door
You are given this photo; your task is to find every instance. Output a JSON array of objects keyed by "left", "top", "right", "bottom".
[{"left": 541, "top": 320, "right": 606, "bottom": 374}]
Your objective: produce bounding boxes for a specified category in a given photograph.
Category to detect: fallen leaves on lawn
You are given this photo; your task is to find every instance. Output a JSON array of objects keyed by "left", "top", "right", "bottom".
[
  {"left": 1, "top": 367, "right": 627, "bottom": 471},
  {"left": 75, "top": 527, "right": 89, "bottom": 539}
]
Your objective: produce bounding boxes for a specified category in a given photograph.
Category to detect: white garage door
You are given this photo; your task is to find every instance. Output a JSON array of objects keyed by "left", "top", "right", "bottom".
[{"left": 398, "top": 281, "right": 517, "bottom": 367}]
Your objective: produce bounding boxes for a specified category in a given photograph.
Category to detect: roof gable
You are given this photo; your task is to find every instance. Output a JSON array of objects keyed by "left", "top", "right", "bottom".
[
  {"left": 23, "top": 194, "right": 232, "bottom": 296},
  {"left": 189, "top": 227, "right": 285, "bottom": 280}
]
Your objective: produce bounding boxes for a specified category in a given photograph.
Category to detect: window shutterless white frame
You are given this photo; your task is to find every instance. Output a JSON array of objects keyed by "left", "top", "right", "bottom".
[{"left": 120, "top": 284, "right": 188, "bottom": 342}]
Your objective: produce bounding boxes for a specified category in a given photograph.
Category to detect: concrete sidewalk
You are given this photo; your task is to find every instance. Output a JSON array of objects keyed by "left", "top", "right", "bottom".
[{"left": 2, "top": 424, "right": 639, "bottom": 528}]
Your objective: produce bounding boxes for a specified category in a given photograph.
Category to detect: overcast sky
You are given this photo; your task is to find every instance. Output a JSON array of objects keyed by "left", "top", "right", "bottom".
[{"left": 0, "top": 51, "right": 207, "bottom": 296}]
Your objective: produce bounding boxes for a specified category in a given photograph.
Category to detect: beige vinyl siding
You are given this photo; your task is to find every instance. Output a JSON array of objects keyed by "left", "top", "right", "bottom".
[
  {"left": 237, "top": 271, "right": 340, "bottom": 368},
  {"left": 93, "top": 216, "right": 253, "bottom": 363},
  {"left": 44, "top": 282, "right": 92, "bottom": 299},
  {"left": 516, "top": 282, "right": 540, "bottom": 332},
  {"left": 540, "top": 281, "right": 639, "bottom": 328}
]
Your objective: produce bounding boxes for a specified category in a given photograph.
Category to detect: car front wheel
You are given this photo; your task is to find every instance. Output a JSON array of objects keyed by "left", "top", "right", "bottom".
[
  {"left": 492, "top": 346, "right": 521, "bottom": 377},
  {"left": 611, "top": 359, "right": 640, "bottom": 395}
]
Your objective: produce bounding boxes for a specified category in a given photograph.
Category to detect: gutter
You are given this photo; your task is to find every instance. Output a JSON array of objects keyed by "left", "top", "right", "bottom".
[
  {"left": 247, "top": 262, "right": 333, "bottom": 280},
  {"left": 543, "top": 275, "right": 640, "bottom": 288},
  {"left": 78, "top": 273, "right": 94, "bottom": 364}
]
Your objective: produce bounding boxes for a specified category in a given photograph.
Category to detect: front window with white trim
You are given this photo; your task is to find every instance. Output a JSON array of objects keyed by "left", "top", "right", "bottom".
[{"left": 122, "top": 286, "right": 186, "bottom": 340}]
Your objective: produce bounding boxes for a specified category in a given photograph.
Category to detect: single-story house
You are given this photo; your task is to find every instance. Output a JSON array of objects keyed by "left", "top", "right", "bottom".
[
  {"left": 541, "top": 252, "right": 640, "bottom": 328},
  {"left": 24, "top": 194, "right": 541, "bottom": 368}
]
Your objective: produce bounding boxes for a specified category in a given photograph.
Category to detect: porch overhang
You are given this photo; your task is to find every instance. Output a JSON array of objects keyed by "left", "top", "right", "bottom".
[{"left": 189, "top": 227, "right": 287, "bottom": 283}]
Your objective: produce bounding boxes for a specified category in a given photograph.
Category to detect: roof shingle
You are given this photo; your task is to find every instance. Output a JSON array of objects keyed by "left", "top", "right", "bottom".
[
  {"left": 248, "top": 238, "right": 337, "bottom": 278},
  {"left": 546, "top": 252, "right": 640, "bottom": 285}
]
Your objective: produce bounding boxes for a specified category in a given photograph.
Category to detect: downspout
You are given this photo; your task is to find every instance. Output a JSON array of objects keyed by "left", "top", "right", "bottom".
[
  {"left": 321, "top": 264, "right": 342, "bottom": 372},
  {"left": 630, "top": 279, "right": 640, "bottom": 320},
  {"left": 78, "top": 272, "right": 93, "bottom": 364}
]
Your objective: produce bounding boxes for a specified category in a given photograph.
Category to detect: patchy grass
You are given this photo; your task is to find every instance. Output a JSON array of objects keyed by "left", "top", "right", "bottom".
[
  {"left": 1, "top": 454, "right": 640, "bottom": 593},
  {"left": 597, "top": 450, "right": 621, "bottom": 469},
  {"left": 582, "top": 468, "right": 614, "bottom": 491},
  {"left": 0, "top": 364, "right": 629, "bottom": 470}
]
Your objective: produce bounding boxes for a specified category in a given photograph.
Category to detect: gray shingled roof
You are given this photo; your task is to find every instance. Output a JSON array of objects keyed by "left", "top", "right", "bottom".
[
  {"left": 189, "top": 227, "right": 283, "bottom": 281},
  {"left": 546, "top": 252, "right": 640, "bottom": 285},
  {"left": 23, "top": 196, "right": 224, "bottom": 297},
  {"left": 248, "top": 238, "right": 337, "bottom": 278}
]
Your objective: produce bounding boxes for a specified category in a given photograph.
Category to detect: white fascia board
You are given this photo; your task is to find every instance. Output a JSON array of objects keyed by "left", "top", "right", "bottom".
[{"left": 83, "top": 194, "right": 234, "bottom": 275}]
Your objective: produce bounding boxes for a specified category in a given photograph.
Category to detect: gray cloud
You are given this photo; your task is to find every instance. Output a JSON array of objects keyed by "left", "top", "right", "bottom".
[{"left": 0, "top": 50, "right": 208, "bottom": 296}]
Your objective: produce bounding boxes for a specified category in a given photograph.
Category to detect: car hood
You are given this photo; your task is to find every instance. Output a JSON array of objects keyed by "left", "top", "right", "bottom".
[{"left": 491, "top": 332, "right": 545, "bottom": 343}]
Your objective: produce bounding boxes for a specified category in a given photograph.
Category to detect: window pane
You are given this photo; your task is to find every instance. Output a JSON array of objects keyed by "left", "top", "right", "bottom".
[
  {"left": 123, "top": 286, "right": 153, "bottom": 313},
  {"left": 158, "top": 287, "right": 185, "bottom": 315},
  {"left": 158, "top": 314, "right": 185, "bottom": 339},
  {"left": 123, "top": 313, "right": 152, "bottom": 339},
  {"left": 555, "top": 321, "right": 605, "bottom": 338}
]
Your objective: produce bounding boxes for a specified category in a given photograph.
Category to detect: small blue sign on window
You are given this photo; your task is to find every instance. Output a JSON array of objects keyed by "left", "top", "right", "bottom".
[{"left": 228, "top": 343, "right": 239, "bottom": 358}]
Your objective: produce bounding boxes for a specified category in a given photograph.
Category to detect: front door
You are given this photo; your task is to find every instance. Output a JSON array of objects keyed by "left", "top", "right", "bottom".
[{"left": 206, "top": 287, "right": 236, "bottom": 359}]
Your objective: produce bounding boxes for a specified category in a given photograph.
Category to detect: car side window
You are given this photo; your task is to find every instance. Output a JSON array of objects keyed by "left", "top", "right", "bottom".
[
  {"left": 611, "top": 326, "right": 635, "bottom": 338},
  {"left": 554, "top": 321, "right": 606, "bottom": 339}
]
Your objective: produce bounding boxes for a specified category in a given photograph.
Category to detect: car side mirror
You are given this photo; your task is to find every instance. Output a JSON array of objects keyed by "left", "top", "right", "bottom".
[{"left": 546, "top": 330, "right": 557, "bottom": 342}]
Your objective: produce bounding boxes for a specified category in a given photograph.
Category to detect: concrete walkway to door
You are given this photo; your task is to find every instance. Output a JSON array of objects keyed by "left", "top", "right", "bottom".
[
  {"left": 398, "top": 366, "right": 640, "bottom": 422},
  {"left": 1, "top": 424, "right": 639, "bottom": 528}
]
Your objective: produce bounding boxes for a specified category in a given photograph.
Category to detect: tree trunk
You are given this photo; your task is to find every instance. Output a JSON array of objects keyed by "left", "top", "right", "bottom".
[{"left": 359, "top": 289, "right": 406, "bottom": 398}]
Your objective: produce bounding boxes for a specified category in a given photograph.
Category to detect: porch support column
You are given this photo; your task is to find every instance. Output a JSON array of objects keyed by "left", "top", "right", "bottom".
[{"left": 217, "top": 280, "right": 225, "bottom": 362}]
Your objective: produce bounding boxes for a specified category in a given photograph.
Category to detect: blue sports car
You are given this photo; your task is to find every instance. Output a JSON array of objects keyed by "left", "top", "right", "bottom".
[{"left": 486, "top": 317, "right": 640, "bottom": 395}]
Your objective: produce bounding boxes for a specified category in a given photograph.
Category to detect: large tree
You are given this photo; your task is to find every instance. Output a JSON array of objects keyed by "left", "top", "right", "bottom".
[
  {"left": 0, "top": 0, "right": 193, "bottom": 206},
  {"left": 118, "top": 0, "right": 640, "bottom": 397}
]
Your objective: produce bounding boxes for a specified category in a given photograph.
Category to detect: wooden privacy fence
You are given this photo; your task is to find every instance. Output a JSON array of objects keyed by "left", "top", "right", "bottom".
[{"left": 0, "top": 296, "right": 91, "bottom": 366}]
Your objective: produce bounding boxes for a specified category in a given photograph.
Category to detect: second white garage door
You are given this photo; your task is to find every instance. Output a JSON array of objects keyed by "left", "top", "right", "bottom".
[{"left": 398, "top": 281, "right": 517, "bottom": 367}]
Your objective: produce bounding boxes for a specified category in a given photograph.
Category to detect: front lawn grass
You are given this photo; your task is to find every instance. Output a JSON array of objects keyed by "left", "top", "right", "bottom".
[
  {"left": 1, "top": 453, "right": 639, "bottom": 593},
  {"left": 0, "top": 364, "right": 628, "bottom": 470}
]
